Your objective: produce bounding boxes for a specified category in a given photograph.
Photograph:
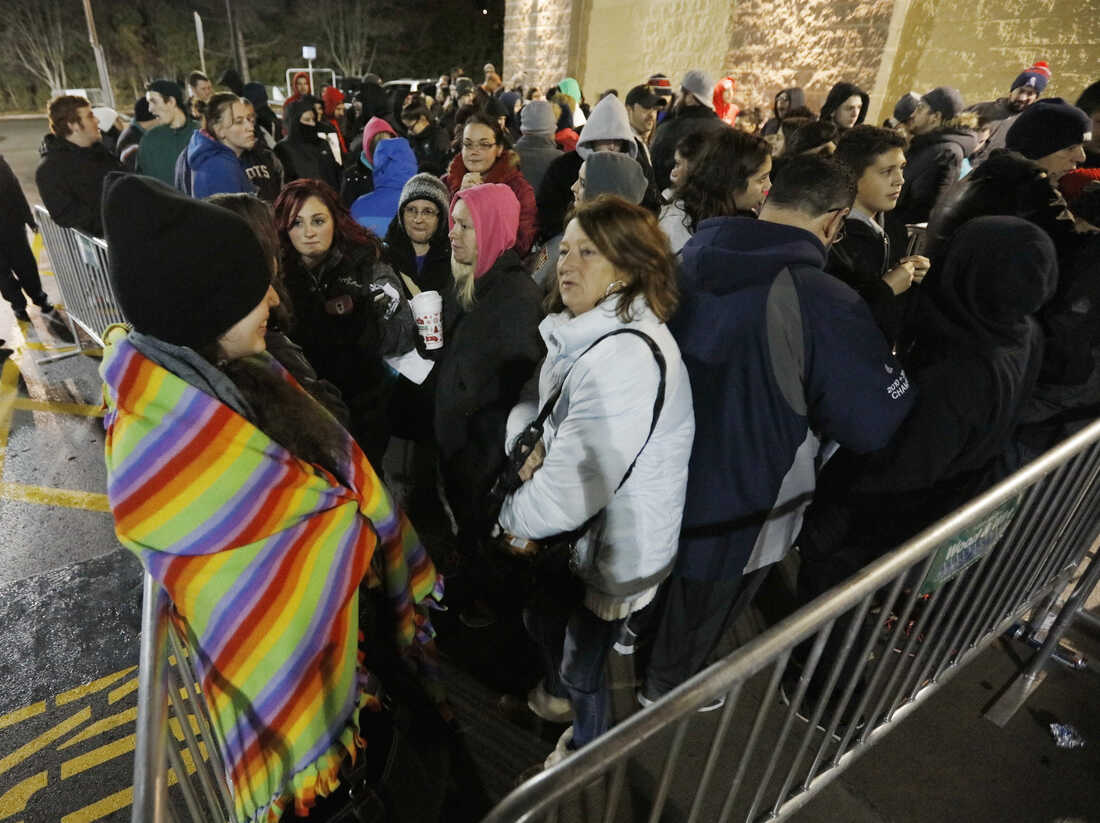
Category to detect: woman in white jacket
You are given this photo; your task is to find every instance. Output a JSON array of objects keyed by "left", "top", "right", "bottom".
[{"left": 498, "top": 195, "right": 695, "bottom": 766}]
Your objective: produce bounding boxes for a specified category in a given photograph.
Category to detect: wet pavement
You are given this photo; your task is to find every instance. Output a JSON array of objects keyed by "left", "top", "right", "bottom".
[{"left": 0, "top": 235, "right": 145, "bottom": 821}]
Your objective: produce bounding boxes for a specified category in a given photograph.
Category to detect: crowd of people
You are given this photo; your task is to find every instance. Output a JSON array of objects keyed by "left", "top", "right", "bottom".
[{"left": 5, "top": 54, "right": 1098, "bottom": 821}]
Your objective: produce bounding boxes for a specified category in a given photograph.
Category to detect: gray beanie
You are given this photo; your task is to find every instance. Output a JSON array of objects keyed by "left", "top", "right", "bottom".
[
  {"left": 584, "top": 153, "right": 648, "bottom": 204},
  {"left": 921, "top": 86, "right": 965, "bottom": 121},
  {"left": 398, "top": 172, "right": 451, "bottom": 217},
  {"left": 520, "top": 99, "right": 556, "bottom": 134}
]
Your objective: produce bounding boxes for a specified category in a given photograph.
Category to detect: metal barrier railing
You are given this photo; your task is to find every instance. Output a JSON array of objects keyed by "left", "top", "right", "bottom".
[
  {"left": 130, "top": 417, "right": 1100, "bottom": 822},
  {"left": 32, "top": 205, "right": 127, "bottom": 363},
  {"left": 133, "top": 573, "right": 234, "bottom": 822},
  {"left": 482, "top": 416, "right": 1100, "bottom": 823}
]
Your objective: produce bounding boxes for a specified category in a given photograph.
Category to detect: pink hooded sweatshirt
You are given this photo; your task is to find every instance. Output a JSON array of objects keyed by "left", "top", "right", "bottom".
[
  {"left": 450, "top": 183, "right": 520, "bottom": 278},
  {"left": 361, "top": 116, "right": 397, "bottom": 167}
]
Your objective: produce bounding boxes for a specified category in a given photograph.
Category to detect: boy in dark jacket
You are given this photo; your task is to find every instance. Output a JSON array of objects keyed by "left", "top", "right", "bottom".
[
  {"left": 638, "top": 155, "right": 915, "bottom": 706},
  {"left": 830, "top": 125, "right": 930, "bottom": 345},
  {"left": 36, "top": 94, "right": 123, "bottom": 239}
]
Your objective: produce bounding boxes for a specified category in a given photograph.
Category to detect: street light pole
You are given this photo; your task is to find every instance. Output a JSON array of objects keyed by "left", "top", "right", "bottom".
[{"left": 81, "top": 0, "right": 115, "bottom": 108}]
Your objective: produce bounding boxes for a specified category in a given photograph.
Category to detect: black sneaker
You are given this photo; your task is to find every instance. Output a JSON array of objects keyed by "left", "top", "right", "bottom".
[{"left": 14, "top": 308, "right": 29, "bottom": 322}]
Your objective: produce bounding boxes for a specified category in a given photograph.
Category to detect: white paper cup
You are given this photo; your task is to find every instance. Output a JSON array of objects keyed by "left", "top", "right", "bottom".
[{"left": 410, "top": 290, "right": 444, "bottom": 350}]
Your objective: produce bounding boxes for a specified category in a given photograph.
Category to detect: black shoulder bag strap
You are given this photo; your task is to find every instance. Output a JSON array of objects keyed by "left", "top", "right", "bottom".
[{"left": 536, "top": 327, "right": 667, "bottom": 490}]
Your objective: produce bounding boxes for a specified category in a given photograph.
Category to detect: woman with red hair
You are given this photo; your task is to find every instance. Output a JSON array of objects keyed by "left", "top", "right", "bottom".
[
  {"left": 713, "top": 76, "right": 740, "bottom": 127},
  {"left": 274, "top": 179, "right": 417, "bottom": 463}
]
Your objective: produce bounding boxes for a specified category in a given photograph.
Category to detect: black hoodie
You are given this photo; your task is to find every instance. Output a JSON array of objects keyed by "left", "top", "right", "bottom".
[
  {"left": 819, "top": 82, "right": 870, "bottom": 130},
  {"left": 273, "top": 98, "right": 340, "bottom": 190},
  {"left": 800, "top": 216, "right": 1054, "bottom": 575}
]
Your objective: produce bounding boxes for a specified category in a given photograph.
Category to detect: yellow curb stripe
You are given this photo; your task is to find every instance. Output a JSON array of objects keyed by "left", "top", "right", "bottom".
[
  {"left": 107, "top": 677, "right": 139, "bottom": 705},
  {"left": 60, "top": 732, "right": 135, "bottom": 780},
  {"left": 11, "top": 397, "right": 104, "bottom": 417},
  {"left": 0, "top": 701, "right": 45, "bottom": 731},
  {"left": 0, "top": 770, "right": 47, "bottom": 817},
  {"left": 55, "top": 666, "right": 137, "bottom": 706},
  {"left": 60, "top": 786, "right": 132, "bottom": 823},
  {"left": 57, "top": 706, "right": 137, "bottom": 750},
  {"left": 0, "top": 483, "right": 110, "bottom": 513},
  {"left": 0, "top": 706, "right": 90, "bottom": 777},
  {"left": 19, "top": 342, "right": 79, "bottom": 353}
]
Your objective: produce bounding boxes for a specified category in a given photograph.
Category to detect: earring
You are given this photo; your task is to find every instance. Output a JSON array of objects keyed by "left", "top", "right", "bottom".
[{"left": 604, "top": 279, "right": 625, "bottom": 296}]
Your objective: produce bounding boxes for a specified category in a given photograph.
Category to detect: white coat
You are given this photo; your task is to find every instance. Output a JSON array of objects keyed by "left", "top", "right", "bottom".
[{"left": 499, "top": 296, "right": 695, "bottom": 618}]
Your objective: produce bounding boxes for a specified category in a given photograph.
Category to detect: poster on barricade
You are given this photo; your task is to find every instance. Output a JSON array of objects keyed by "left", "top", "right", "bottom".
[{"left": 919, "top": 495, "right": 1021, "bottom": 595}]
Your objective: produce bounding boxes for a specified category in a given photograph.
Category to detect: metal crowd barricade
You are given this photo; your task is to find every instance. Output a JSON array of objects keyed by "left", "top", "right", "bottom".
[
  {"left": 32, "top": 205, "right": 127, "bottom": 363},
  {"left": 482, "top": 416, "right": 1100, "bottom": 823},
  {"left": 131, "top": 417, "right": 1100, "bottom": 821},
  {"left": 133, "top": 573, "right": 234, "bottom": 822}
]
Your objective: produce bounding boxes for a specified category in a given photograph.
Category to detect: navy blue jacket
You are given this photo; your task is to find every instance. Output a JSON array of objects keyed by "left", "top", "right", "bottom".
[{"left": 670, "top": 217, "right": 916, "bottom": 580}]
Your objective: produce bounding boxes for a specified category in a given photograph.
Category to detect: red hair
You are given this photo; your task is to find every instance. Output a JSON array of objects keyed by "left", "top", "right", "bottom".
[{"left": 273, "top": 179, "right": 381, "bottom": 261}]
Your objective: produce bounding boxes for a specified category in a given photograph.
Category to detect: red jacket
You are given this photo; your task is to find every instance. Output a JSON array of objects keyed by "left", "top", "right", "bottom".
[{"left": 445, "top": 150, "right": 538, "bottom": 256}]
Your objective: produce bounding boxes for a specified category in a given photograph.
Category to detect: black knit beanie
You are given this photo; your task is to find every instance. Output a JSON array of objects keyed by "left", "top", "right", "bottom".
[
  {"left": 147, "top": 79, "right": 184, "bottom": 110},
  {"left": 1005, "top": 98, "right": 1091, "bottom": 160},
  {"left": 101, "top": 172, "right": 271, "bottom": 348}
]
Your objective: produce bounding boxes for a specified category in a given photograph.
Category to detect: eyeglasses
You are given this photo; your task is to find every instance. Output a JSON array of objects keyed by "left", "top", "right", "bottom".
[
  {"left": 462, "top": 140, "right": 497, "bottom": 150},
  {"left": 404, "top": 205, "right": 439, "bottom": 219},
  {"left": 827, "top": 206, "right": 849, "bottom": 243}
]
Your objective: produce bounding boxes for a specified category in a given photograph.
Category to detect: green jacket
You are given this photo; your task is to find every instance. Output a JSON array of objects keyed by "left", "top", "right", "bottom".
[{"left": 135, "top": 119, "right": 196, "bottom": 185}]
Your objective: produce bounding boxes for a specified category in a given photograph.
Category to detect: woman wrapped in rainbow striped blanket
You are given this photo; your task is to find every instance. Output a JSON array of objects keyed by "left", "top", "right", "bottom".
[{"left": 97, "top": 172, "right": 444, "bottom": 822}]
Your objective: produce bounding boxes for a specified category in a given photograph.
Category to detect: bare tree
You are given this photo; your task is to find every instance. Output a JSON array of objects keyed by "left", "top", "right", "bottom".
[
  {"left": 318, "top": 0, "right": 374, "bottom": 77},
  {"left": 2, "top": 0, "right": 73, "bottom": 90}
]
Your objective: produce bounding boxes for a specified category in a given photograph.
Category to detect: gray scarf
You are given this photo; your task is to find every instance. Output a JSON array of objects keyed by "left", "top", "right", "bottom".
[{"left": 128, "top": 331, "right": 253, "bottom": 420}]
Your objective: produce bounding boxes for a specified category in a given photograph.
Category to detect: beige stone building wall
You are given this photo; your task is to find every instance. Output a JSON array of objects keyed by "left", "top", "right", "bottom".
[
  {"left": 724, "top": 0, "right": 898, "bottom": 117},
  {"left": 503, "top": 0, "right": 579, "bottom": 93},
  {"left": 881, "top": 0, "right": 1100, "bottom": 122},
  {"left": 504, "top": 0, "right": 1099, "bottom": 124},
  {"left": 579, "top": 0, "right": 734, "bottom": 99}
]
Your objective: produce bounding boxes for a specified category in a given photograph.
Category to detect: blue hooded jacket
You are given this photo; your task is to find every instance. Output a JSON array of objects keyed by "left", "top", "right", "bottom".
[
  {"left": 350, "top": 138, "right": 417, "bottom": 237},
  {"left": 669, "top": 217, "right": 916, "bottom": 580},
  {"left": 175, "top": 128, "right": 253, "bottom": 198}
]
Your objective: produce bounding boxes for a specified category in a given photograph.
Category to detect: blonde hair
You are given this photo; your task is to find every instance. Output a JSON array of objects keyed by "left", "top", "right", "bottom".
[{"left": 451, "top": 256, "right": 477, "bottom": 310}]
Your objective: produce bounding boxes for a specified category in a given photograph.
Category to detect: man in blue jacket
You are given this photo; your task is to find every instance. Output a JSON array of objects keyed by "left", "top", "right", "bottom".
[{"left": 638, "top": 154, "right": 917, "bottom": 707}]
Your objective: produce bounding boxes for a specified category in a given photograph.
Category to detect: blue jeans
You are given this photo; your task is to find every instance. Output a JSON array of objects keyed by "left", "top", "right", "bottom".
[{"left": 524, "top": 603, "right": 625, "bottom": 748}]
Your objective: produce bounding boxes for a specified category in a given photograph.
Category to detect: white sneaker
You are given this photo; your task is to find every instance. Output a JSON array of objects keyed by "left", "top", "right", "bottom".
[
  {"left": 543, "top": 725, "right": 575, "bottom": 769},
  {"left": 527, "top": 682, "right": 575, "bottom": 723},
  {"left": 637, "top": 688, "right": 725, "bottom": 713}
]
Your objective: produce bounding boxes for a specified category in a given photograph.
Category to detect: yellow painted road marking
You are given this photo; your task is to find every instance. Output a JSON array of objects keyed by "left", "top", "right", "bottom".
[
  {"left": 0, "top": 483, "right": 110, "bottom": 513},
  {"left": 0, "top": 359, "right": 21, "bottom": 477},
  {"left": 12, "top": 397, "right": 104, "bottom": 417},
  {"left": 58, "top": 706, "right": 137, "bottom": 750},
  {"left": 19, "top": 341, "right": 79, "bottom": 353},
  {"left": 60, "top": 732, "right": 135, "bottom": 779},
  {"left": 0, "top": 702, "right": 45, "bottom": 731},
  {"left": 60, "top": 787, "right": 131, "bottom": 823},
  {"left": 0, "top": 770, "right": 47, "bottom": 817},
  {"left": 107, "top": 677, "right": 139, "bottom": 705},
  {"left": 0, "top": 706, "right": 89, "bottom": 777},
  {"left": 55, "top": 666, "right": 136, "bottom": 707}
]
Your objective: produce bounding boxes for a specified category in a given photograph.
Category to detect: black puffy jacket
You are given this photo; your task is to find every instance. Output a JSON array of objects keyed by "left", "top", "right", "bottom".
[{"left": 893, "top": 127, "right": 978, "bottom": 227}]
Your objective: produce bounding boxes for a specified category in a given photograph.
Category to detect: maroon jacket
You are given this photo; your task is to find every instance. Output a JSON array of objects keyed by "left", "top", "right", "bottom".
[{"left": 445, "top": 150, "right": 537, "bottom": 256}]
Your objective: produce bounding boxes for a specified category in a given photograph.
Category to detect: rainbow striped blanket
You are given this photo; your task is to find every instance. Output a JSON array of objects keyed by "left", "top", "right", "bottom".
[{"left": 100, "top": 336, "right": 443, "bottom": 822}]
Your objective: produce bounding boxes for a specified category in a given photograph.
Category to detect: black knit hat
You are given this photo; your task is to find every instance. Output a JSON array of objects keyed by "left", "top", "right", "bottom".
[
  {"left": 101, "top": 173, "right": 270, "bottom": 348},
  {"left": 147, "top": 79, "right": 184, "bottom": 110},
  {"left": 1005, "top": 98, "right": 1091, "bottom": 160}
]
